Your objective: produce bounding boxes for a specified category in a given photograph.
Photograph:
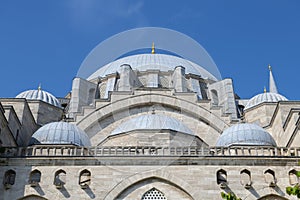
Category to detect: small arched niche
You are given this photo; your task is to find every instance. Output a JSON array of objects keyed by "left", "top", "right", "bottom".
[
  {"left": 54, "top": 169, "right": 66, "bottom": 189},
  {"left": 264, "top": 169, "right": 276, "bottom": 187},
  {"left": 79, "top": 169, "right": 91, "bottom": 189},
  {"left": 3, "top": 169, "right": 16, "bottom": 189},
  {"left": 216, "top": 169, "right": 227, "bottom": 189},
  {"left": 29, "top": 169, "right": 41, "bottom": 187},
  {"left": 289, "top": 169, "right": 299, "bottom": 186},
  {"left": 240, "top": 169, "right": 251, "bottom": 189}
]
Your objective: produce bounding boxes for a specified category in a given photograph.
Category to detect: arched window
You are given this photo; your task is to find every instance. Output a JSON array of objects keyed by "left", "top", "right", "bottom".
[
  {"left": 264, "top": 169, "right": 276, "bottom": 187},
  {"left": 54, "top": 169, "right": 66, "bottom": 189},
  {"left": 79, "top": 169, "right": 91, "bottom": 189},
  {"left": 216, "top": 169, "right": 227, "bottom": 189},
  {"left": 240, "top": 169, "right": 251, "bottom": 189},
  {"left": 289, "top": 169, "right": 299, "bottom": 185},
  {"left": 141, "top": 188, "right": 167, "bottom": 200},
  {"left": 211, "top": 90, "right": 219, "bottom": 106},
  {"left": 3, "top": 169, "right": 16, "bottom": 189},
  {"left": 29, "top": 169, "right": 41, "bottom": 187}
]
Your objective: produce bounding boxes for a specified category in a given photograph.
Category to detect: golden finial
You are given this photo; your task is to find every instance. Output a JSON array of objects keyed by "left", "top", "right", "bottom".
[
  {"left": 268, "top": 64, "right": 272, "bottom": 71},
  {"left": 264, "top": 86, "right": 267, "bottom": 93},
  {"left": 38, "top": 83, "right": 42, "bottom": 91},
  {"left": 151, "top": 42, "right": 155, "bottom": 54}
]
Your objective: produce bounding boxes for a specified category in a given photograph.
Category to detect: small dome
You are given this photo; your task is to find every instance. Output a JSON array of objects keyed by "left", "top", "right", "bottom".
[
  {"left": 111, "top": 114, "right": 193, "bottom": 136},
  {"left": 16, "top": 89, "right": 61, "bottom": 107},
  {"left": 216, "top": 123, "right": 276, "bottom": 147},
  {"left": 29, "top": 122, "right": 91, "bottom": 146},
  {"left": 245, "top": 92, "right": 288, "bottom": 110}
]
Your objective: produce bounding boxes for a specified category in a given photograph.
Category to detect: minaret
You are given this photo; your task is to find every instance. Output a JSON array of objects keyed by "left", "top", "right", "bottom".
[{"left": 268, "top": 64, "right": 278, "bottom": 94}]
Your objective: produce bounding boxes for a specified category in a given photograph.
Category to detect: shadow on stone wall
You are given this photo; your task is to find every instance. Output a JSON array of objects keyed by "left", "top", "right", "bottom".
[
  {"left": 58, "top": 186, "right": 70, "bottom": 198},
  {"left": 83, "top": 186, "right": 95, "bottom": 199},
  {"left": 33, "top": 184, "right": 45, "bottom": 196}
]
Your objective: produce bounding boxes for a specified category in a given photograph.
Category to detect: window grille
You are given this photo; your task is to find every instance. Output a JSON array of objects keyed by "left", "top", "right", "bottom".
[{"left": 141, "top": 188, "right": 167, "bottom": 200}]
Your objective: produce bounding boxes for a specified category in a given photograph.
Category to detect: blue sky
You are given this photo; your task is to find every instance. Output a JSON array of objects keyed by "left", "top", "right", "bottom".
[{"left": 0, "top": 1, "right": 299, "bottom": 100}]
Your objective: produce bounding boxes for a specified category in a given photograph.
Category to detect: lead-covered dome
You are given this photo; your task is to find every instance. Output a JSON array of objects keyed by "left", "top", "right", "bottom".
[
  {"left": 78, "top": 27, "right": 222, "bottom": 80},
  {"left": 29, "top": 122, "right": 91, "bottom": 146},
  {"left": 245, "top": 92, "right": 288, "bottom": 110},
  {"left": 88, "top": 54, "right": 218, "bottom": 81},
  {"left": 111, "top": 114, "right": 193, "bottom": 136},
  {"left": 16, "top": 88, "right": 61, "bottom": 107},
  {"left": 216, "top": 123, "right": 276, "bottom": 147}
]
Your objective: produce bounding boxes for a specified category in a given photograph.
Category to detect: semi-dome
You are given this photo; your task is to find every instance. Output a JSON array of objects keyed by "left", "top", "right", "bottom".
[
  {"left": 88, "top": 54, "right": 218, "bottom": 81},
  {"left": 16, "top": 88, "right": 61, "bottom": 107},
  {"left": 245, "top": 92, "right": 288, "bottom": 110},
  {"left": 111, "top": 114, "right": 193, "bottom": 136},
  {"left": 29, "top": 122, "right": 91, "bottom": 146},
  {"left": 216, "top": 123, "right": 276, "bottom": 147}
]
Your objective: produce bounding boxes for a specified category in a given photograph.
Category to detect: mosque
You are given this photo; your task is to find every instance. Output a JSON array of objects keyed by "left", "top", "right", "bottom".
[{"left": 0, "top": 27, "right": 300, "bottom": 200}]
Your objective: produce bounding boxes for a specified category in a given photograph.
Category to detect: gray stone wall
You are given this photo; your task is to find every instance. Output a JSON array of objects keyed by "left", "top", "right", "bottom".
[
  {"left": 0, "top": 157, "right": 298, "bottom": 200},
  {"left": 27, "top": 101, "right": 63, "bottom": 126},
  {"left": 0, "top": 99, "right": 38, "bottom": 146},
  {"left": 0, "top": 104, "right": 16, "bottom": 147},
  {"left": 3, "top": 106, "right": 22, "bottom": 145},
  {"left": 208, "top": 79, "right": 238, "bottom": 120},
  {"left": 69, "top": 78, "right": 97, "bottom": 116},
  {"left": 244, "top": 104, "right": 277, "bottom": 127}
]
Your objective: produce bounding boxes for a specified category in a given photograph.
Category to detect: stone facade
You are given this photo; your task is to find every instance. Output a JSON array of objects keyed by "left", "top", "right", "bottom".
[{"left": 1, "top": 146, "right": 299, "bottom": 200}]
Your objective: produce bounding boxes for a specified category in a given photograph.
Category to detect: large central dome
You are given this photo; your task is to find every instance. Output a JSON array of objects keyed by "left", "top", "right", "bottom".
[
  {"left": 77, "top": 27, "right": 221, "bottom": 80},
  {"left": 88, "top": 54, "right": 218, "bottom": 81}
]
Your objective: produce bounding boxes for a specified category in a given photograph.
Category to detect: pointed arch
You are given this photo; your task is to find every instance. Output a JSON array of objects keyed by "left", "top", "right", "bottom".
[
  {"left": 79, "top": 169, "right": 91, "bottom": 188},
  {"left": 216, "top": 169, "right": 227, "bottom": 184},
  {"left": 18, "top": 195, "right": 48, "bottom": 200},
  {"left": 77, "top": 94, "right": 228, "bottom": 132},
  {"left": 264, "top": 169, "right": 276, "bottom": 187},
  {"left": 103, "top": 170, "right": 196, "bottom": 200},
  {"left": 257, "top": 194, "right": 288, "bottom": 200},
  {"left": 29, "top": 169, "right": 41, "bottom": 186},
  {"left": 76, "top": 94, "right": 229, "bottom": 143},
  {"left": 54, "top": 169, "right": 66, "bottom": 188},
  {"left": 240, "top": 169, "right": 252, "bottom": 189},
  {"left": 288, "top": 169, "right": 299, "bottom": 185},
  {"left": 3, "top": 169, "right": 16, "bottom": 188},
  {"left": 216, "top": 169, "right": 227, "bottom": 189}
]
